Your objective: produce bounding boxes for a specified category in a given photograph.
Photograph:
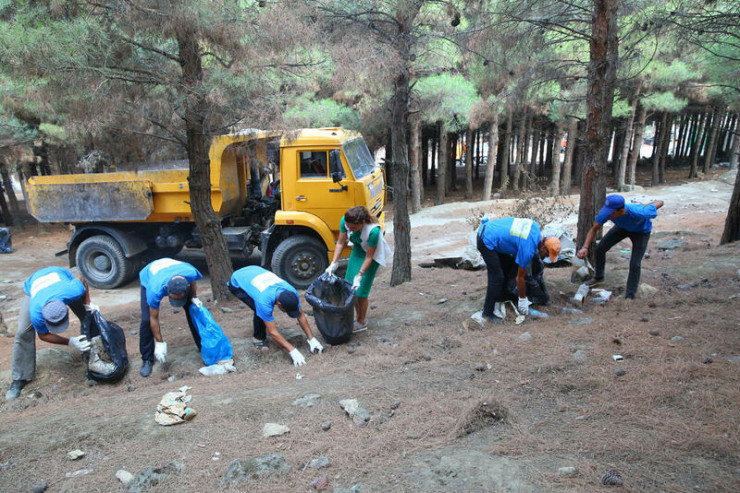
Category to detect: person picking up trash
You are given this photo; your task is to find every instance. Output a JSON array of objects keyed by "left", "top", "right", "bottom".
[
  {"left": 138, "top": 258, "right": 204, "bottom": 377},
  {"left": 324, "top": 205, "right": 392, "bottom": 333},
  {"left": 476, "top": 217, "right": 561, "bottom": 323},
  {"left": 6, "top": 267, "right": 99, "bottom": 400},
  {"left": 577, "top": 194, "right": 664, "bottom": 299},
  {"left": 228, "top": 266, "right": 323, "bottom": 366}
]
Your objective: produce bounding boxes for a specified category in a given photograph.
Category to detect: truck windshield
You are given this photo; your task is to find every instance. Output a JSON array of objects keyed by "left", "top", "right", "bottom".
[{"left": 342, "top": 138, "right": 375, "bottom": 179}]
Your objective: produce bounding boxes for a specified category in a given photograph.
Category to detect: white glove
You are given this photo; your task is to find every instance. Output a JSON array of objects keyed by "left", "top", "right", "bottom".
[
  {"left": 69, "top": 335, "right": 91, "bottom": 352},
  {"left": 191, "top": 297, "right": 203, "bottom": 308},
  {"left": 352, "top": 273, "right": 363, "bottom": 290},
  {"left": 325, "top": 262, "right": 338, "bottom": 276},
  {"left": 289, "top": 348, "right": 306, "bottom": 366},
  {"left": 307, "top": 337, "right": 324, "bottom": 354},
  {"left": 154, "top": 341, "right": 168, "bottom": 363},
  {"left": 517, "top": 297, "right": 531, "bottom": 315},
  {"left": 84, "top": 303, "right": 100, "bottom": 313}
]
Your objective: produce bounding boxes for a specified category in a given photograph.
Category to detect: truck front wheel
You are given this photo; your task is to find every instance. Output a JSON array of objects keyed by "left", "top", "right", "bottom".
[
  {"left": 271, "top": 235, "right": 328, "bottom": 290},
  {"left": 76, "top": 235, "right": 135, "bottom": 289}
]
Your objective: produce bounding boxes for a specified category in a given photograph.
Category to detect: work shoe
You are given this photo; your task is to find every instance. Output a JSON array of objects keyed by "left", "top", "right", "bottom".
[
  {"left": 484, "top": 314, "right": 504, "bottom": 325},
  {"left": 140, "top": 360, "right": 154, "bottom": 378},
  {"left": 5, "top": 379, "right": 28, "bottom": 400},
  {"left": 493, "top": 302, "right": 506, "bottom": 320},
  {"left": 585, "top": 277, "right": 604, "bottom": 288}
]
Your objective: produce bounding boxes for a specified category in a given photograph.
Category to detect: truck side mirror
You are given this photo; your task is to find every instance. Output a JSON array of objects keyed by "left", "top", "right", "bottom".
[{"left": 331, "top": 171, "right": 343, "bottom": 183}]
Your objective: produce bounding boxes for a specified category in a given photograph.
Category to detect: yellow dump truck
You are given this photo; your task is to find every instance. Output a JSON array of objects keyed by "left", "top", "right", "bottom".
[{"left": 26, "top": 128, "right": 386, "bottom": 289}]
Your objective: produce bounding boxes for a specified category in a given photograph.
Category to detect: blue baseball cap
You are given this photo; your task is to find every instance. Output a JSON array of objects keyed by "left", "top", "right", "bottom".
[
  {"left": 277, "top": 291, "right": 300, "bottom": 318},
  {"left": 167, "top": 276, "right": 190, "bottom": 307},
  {"left": 598, "top": 194, "right": 625, "bottom": 217},
  {"left": 42, "top": 300, "right": 70, "bottom": 333}
]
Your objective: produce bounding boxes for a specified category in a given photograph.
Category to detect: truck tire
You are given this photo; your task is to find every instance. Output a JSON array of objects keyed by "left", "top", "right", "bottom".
[
  {"left": 271, "top": 235, "right": 328, "bottom": 290},
  {"left": 76, "top": 235, "right": 135, "bottom": 289}
]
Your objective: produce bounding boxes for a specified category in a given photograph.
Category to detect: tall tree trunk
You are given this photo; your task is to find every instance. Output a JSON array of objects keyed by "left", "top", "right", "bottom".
[
  {"left": 0, "top": 159, "right": 20, "bottom": 217},
  {"left": 0, "top": 183, "right": 11, "bottom": 225},
  {"left": 720, "top": 160, "right": 740, "bottom": 244},
  {"left": 704, "top": 106, "right": 722, "bottom": 174},
  {"left": 513, "top": 110, "right": 527, "bottom": 192},
  {"left": 481, "top": 113, "right": 499, "bottom": 201},
  {"left": 531, "top": 120, "right": 541, "bottom": 188},
  {"left": 577, "top": 0, "right": 619, "bottom": 253},
  {"left": 176, "top": 22, "right": 232, "bottom": 301},
  {"left": 464, "top": 128, "right": 473, "bottom": 199},
  {"left": 729, "top": 118, "right": 740, "bottom": 171},
  {"left": 430, "top": 133, "right": 437, "bottom": 186},
  {"left": 388, "top": 8, "right": 416, "bottom": 286},
  {"left": 562, "top": 118, "right": 578, "bottom": 194},
  {"left": 550, "top": 121, "right": 565, "bottom": 196},
  {"left": 720, "top": 113, "right": 737, "bottom": 157},
  {"left": 421, "top": 131, "right": 429, "bottom": 189},
  {"left": 500, "top": 110, "right": 512, "bottom": 195},
  {"left": 409, "top": 114, "right": 422, "bottom": 214},
  {"left": 657, "top": 112, "right": 671, "bottom": 185},
  {"left": 436, "top": 121, "right": 447, "bottom": 205},
  {"left": 447, "top": 134, "right": 456, "bottom": 193},
  {"left": 689, "top": 111, "right": 706, "bottom": 178},
  {"left": 675, "top": 113, "right": 687, "bottom": 160},
  {"left": 628, "top": 107, "right": 646, "bottom": 188}
]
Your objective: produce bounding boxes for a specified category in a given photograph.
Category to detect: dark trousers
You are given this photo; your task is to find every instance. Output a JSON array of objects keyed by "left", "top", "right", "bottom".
[
  {"left": 594, "top": 225, "right": 651, "bottom": 299},
  {"left": 477, "top": 235, "right": 516, "bottom": 317},
  {"left": 139, "top": 285, "right": 200, "bottom": 362},
  {"left": 228, "top": 283, "right": 267, "bottom": 341}
]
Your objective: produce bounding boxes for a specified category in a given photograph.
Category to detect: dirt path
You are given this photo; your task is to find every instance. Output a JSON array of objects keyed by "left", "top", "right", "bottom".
[{"left": 0, "top": 172, "right": 738, "bottom": 492}]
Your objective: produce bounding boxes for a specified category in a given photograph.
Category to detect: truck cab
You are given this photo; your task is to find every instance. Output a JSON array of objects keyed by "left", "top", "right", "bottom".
[{"left": 25, "top": 128, "right": 385, "bottom": 290}]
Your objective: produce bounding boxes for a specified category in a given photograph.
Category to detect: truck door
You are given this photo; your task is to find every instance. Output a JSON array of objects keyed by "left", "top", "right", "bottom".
[{"left": 285, "top": 149, "right": 354, "bottom": 231}]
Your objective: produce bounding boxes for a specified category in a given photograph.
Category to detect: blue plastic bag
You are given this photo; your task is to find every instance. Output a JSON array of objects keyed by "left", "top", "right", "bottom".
[{"left": 188, "top": 304, "right": 233, "bottom": 366}]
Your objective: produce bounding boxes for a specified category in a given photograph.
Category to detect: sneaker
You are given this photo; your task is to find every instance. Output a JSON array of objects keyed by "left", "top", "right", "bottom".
[
  {"left": 493, "top": 302, "right": 506, "bottom": 320},
  {"left": 585, "top": 277, "right": 604, "bottom": 288},
  {"left": 139, "top": 360, "right": 153, "bottom": 378},
  {"left": 5, "top": 379, "right": 28, "bottom": 400},
  {"left": 353, "top": 320, "right": 368, "bottom": 333},
  {"left": 484, "top": 314, "right": 504, "bottom": 325}
]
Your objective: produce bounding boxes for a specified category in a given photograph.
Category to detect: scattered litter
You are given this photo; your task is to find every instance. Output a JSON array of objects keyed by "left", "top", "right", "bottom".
[
  {"left": 67, "top": 449, "right": 85, "bottom": 460},
  {"left": 574, "top": 283, "right": 590, "bottom": 304},
  {"left": 612, "top": 354, "right": 624, "bottom": 362},
  {"left": 590, "top": 289, "right": 612, "bottom": 303},
  {"left": 558, "top": 466, "right": 578, "bottom": 477},
  {"left": 601, "top": 469, "right": 623, "bottom": 486},
  {"left": 619, "top": 250, "right": 631, "bottom": 254},
  {"left": 437, "top": 298, "right": 448, "bottom": 304},
  {"left": 115, "top": 470, "right": 133, "bottom": 485},
  {"left": 65, "top": 469, "right": 92, "bottom": 478},
  {"left": 529, "top": 309, "right": 548, "bottom": 319},
  {"left": 198, "top": 362, "right": 236, "bottom": 376},
  {"left": 296, "top": 373, "right": 304, "bottom": 380},
  {"left": 263, "top": 423, "right": 290, "bottom": 437},
  {"left": 562, "top": 307, "right": 583, "bottom": 314},
  {"left": 615, "top": 368, "right": 626, "bottom": 377},
  {"left": 155, "top": 386, "right": 197, "bottom": 426}
]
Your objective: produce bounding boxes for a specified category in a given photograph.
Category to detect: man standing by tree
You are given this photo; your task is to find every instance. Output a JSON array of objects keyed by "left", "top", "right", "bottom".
[{"left": 577, "top": 195, "right": 664, "bottom": 299}]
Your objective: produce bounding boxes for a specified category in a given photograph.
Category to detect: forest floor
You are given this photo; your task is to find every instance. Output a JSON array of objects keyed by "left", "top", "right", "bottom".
[{"left": 0, "top": 165, "right": 739, "bottom": 492}]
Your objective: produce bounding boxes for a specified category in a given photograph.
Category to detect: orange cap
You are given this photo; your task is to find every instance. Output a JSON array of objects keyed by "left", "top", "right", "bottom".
[{"left": 544, "top": 237, "right": 561, "bottom": 263}]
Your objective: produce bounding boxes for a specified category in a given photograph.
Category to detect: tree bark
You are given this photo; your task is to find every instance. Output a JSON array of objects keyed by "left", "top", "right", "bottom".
[
  {"left": 656, "top": 112, "right": 671, "bottom": 185},
  {"left": 436, "top": 121, "right": 447, "bottom": 205},
  {"left": 551, "top": 121, "right": 565, "bottom": 196},
  {"left": 689, "top": 111, "right": 706, "bottom": 178},
  {"left": 176, "top": 21, "right": 232, "bottom": 302},
  {"left": 576, "top": 0, "right": 619, "bottom": 253},
  {"left": 500, "top": 109, "right": 512, "bottom": 195},
  {"left": 464, "top": 128, "right": 473, "bottom": 199},
  {"left": 729, "top": 117, "right": 740, "bottom": 171},
  {"left": 409, "top": 113, "right": 422, "bottom": 214},
  {"left": 675, "top": 113, "right": 687, "bottom": 160},
  {"left": 618, "top": 87, "right": 640, "bottom": 190},
  {"left": 0, "top": 158, "right": 20, "bottom": 218},
  {"left": 481, "top": 113, "right": 499, "bottom": 201},
  {"left": 703, "top": 106, "right": 722, "bottom": 174},
  {"left": 513, "top": 109, "right": 527, "bottom": 192},
  {"left": 720, "top": 158, "right": 740, "bottom": 244},
  {"left": 562, "top": 117, "right": 578, "bottom": 195}
]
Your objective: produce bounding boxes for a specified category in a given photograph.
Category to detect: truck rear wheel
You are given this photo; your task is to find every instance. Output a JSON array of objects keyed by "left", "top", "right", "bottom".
[
  {"left": 76, "top": 235, "right": 135, "bottom": 289},
  {"left": 271, "top": 235, "right": 328, "bottom": 290}
]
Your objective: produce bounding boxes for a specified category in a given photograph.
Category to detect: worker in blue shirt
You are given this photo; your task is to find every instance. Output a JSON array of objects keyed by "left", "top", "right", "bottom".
[
  {"left": 578, "top": 194, "right": 664, "bottom": 299},
  {"left": 138, "top": 258, "right": 203, "bottom": 377},
  {"left": 228, "top": 266, "right": 323, "bottom": 366},
  {"left": 5, "top": 267, "right": 99, "bottom": 400},
  {"left": 477, "top": 217, "right": 561, "bottom": 323}
]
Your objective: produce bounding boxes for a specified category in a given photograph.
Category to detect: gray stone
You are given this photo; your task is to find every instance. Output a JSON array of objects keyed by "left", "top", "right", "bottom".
[
  {"left": 558, "top": 466, "right": 578, "bottom": 477},
  {"left": 518, "top": 332, "right": 532, "bottom": 342},
  {"left": 339, "top": 399, "right": 371, "bottom": 425},
  {"left": 32, "top": 482, "right": 48, "bottom": 493},
  {"left": 332, "top": 483, "right": 368, "bottom": 493},
  {"left": 571, "top": 350, "right": 588, "bottom": 362},
  {"left": 636, "top": 284, "right": 658, "bottom": 298},
  {"left": 220, "top": 306, "right": 234, "bottom": 313},
  {"left": 220, "top": 454, "right": 290, "bottom": 487},
  {"left": 262, "top": 423, "right": 290, "bottom": 437},
  {"left": 568, "top": 317, "right": 593, "bottom": 326},
  {"left": 67, "top": 449, "right": 85, "bottom": 460},
  {"left": 321, "top": 421, "right": 332, "bottom": 431},
  {"left": 656, "top": 239, "right": 687, "bottom": 250},
  {"left": 648, "top": 328, "right": 660, "bottom": 336},
  {"left": 615, "top": 368, "right": 627, "bottom": 377},
  {"left": 671, "top": 336, "right": 684, "bottom": 342},
  {"left": 115, "top": 470, "right": 133, "bottom": 485},
  {"left": 390, "top": 400, "right": 401, "bottom": 410},
  {"left": 728, "top": 355, "right": 740, "bottom": 362},
  {"left": 293, "top": 394, "right": 321, "bottom": 408},
  {"left": 127, "top": 462, "right": 182, "bottom": 493},
  {"left": 475, "top": 363, "right": 486, "bottom": 371},
  {"left": 309, "top": 457, "right": 331, "bottom": 469}
]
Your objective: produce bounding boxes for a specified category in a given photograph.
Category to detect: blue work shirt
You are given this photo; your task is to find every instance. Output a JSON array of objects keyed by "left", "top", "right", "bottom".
[
  {"left": 139, "top": 258, "right": 202, "bottom": 309},
  {"left": 478, "top": 217, "right": 542, "bottom": 269},
  {"left": 230, "top": 266, "right": 300, "bottom": 323},
  {"left": 25, "top": 267, "right": 86, "bottom": 334},
  {"left": 596, "top": 203, "right": 658, "bottom": 233}
]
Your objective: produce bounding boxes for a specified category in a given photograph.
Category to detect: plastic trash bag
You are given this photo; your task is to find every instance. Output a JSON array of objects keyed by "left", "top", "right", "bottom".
[
  {"left": 509, "top": 255, "right": 550, "bottom": 305},
  {"left": 0, "top": 227, "right": 12, "bottom": 254},
  {"left": 81, "top": 311, "right": 129, "bottom": 383},
  {"left": 188, "top": 304, "right": 233, "bottom": 366},
  {"left": 305, "top": 273, "right": 356, "bottom": 345}
]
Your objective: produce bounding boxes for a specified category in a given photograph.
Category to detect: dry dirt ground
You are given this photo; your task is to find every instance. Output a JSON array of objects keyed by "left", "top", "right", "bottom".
[{"left": 0, "top": 169, "right": 739, "bottom": 492}]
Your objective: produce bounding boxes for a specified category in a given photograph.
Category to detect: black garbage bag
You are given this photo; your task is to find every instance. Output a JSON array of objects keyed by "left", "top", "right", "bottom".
[
  {"left": 81, "top": 311, "right": 129, "bottom": 382},
  {"left": 508, "top": 255, "right": 550, "bottom": 305},
  {"left": 305, "top": 273, "right": 356, "bottom": 345},
  {"left": 0, "top": 227, "right": 11, "bottom": 253}
]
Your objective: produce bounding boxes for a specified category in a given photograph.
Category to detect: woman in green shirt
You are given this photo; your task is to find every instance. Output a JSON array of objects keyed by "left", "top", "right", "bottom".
[{"left": 326, "top": 206, "right": 391, "bottom": 333}]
